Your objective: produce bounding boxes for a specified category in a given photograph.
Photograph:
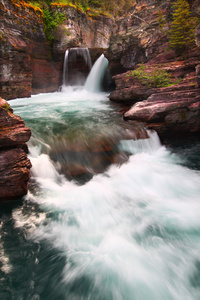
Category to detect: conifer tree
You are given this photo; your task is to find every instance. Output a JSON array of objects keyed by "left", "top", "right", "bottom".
[{"left": 169, "top": 0, "right": 199, "bottom": 54}]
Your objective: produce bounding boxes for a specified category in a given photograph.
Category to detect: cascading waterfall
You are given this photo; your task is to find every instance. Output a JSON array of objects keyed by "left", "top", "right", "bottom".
[
  {"left": 85, "top": 54, "right": 109, "bottom": 92},
  {"left": 62, "top": 49, "right": 69, "bottom": 86},
  {"left": 62, "top": 47, "right": 92, "bottom": 87},
  {"left": 2, "top": 53, "right": 200, "bottom": 300}
]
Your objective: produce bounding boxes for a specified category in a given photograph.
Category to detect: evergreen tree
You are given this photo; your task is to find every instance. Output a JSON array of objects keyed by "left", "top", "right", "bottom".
[{"left": 169, "top": 0, "right": 199, "bottom": 54}]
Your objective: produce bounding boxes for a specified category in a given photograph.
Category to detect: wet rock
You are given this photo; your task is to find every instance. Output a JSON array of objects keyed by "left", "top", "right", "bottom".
[
  {"left": 0, "top": 101, "right": 31, "bottom": 149},
  {"left": 0, "top": 98, "right": 31, "bottom": 201},
  {"left": 124, "top": 88, "right": 200, "bottom": 138},
  {"left": 0, "top": 148, "right": 31, "bottom": 200}
]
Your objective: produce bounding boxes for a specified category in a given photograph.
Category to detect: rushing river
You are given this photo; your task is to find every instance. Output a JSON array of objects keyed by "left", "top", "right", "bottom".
[{"left": 1, "top": 87, "right": 200, "bottom": 300}]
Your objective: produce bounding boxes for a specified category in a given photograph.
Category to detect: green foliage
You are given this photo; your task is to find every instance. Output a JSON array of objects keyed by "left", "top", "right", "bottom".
[
  {"left": 168, "top": 0, "right": 199, "bottom": 54},
  {"left": 43, "top": 8, "right": 67, "bottom": 42},
  {"left": 127, "top": 64, "right": 176, "bottom": 88},
  {"left": 27, "top": 0, "right": 135, "bottom": 16},
  {"left": 25, "top": 0, "right": 135, "bottom": 43}
]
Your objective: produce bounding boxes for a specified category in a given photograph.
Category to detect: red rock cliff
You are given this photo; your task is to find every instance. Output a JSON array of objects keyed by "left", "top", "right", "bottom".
[{"left": 0, "top": 97, "right": 31, "bottom": 200}]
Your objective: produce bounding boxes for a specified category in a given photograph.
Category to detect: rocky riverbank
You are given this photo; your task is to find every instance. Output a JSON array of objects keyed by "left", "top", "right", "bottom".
[
  {"left": 0, "top": 98, "right": 31, "bottom": 201},
  {"left": 109, "top": 58, "right": 200, "bottom": 138},
  {"left": 108, "top": 0, "right": 200, "bottom": 139}
]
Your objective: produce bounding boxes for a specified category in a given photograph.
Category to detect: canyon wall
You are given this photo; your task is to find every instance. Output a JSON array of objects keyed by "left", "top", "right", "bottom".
[
  {"left": 107, "top": 0, "right": 200, "bottom": 138},
  {"left": 0, "top": 0, "right": 114, "bottom": 100}
]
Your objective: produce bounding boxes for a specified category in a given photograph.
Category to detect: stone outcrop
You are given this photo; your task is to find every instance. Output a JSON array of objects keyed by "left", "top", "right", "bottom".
[
  {"left": 109, "top": 59, "right": 199, "bottom": 103},
  {"left": 51, "top": 5, "right": 114, "bottom": 55},
  {"left": 124, "top": 87, "right": 200, "bottom": 138},
  {"left": 106, "top": 0, "right": 170, "bottom": 74},
  {"left": 109, "top": 70, "right": 156, "bottom": 105},
  {"left": 108, "top": 0, "right": 200, "bottom": 139},
  {"left": 0, "top": 97, "right": 31, "bottom": 200},
  {"left": 111, "top": 59, "right": 200, "bottom": 138}
]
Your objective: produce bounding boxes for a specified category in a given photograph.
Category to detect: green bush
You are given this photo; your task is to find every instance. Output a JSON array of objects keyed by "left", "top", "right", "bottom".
[
  {"left": 43, "top": 8, "right": 67, "bottom": 42},
  {"left": 127, "top": 64, "right": 176, "bottom": 88}
]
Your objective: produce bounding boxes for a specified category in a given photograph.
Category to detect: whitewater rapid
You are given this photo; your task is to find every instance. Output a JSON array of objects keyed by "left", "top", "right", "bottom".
[{"left": 4, "top": 88, "right": 200, "bottom": 300}]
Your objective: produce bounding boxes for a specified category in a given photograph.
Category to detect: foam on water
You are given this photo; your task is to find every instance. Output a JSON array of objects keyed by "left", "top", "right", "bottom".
[{"left": 8, "top": 90, "right": 200, "bottom": 299}]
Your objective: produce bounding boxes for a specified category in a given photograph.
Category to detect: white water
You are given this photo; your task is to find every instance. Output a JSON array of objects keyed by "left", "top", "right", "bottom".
[
  {"left": 85, "top": 54, "right": 109, "bottom": 92},
  {"left": 62, "top": 49, "right": 69, "bottom": 86},
  {"left": 8, "top": 88, "right": 200, "bottom": 299},
  {"left": 62, "top": 48, "right": 92, "bottom": 86}
]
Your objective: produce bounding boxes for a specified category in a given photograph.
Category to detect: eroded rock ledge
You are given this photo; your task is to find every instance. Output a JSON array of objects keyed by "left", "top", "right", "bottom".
[
  {"left": 109, "top": 53, "right": 200, "bottom": 139},
  {"left": 124, "top": 87, "right": 200, "bottom": 138},
  {"left": 0, "top": 98, "right": 31, "bottom": 201}
]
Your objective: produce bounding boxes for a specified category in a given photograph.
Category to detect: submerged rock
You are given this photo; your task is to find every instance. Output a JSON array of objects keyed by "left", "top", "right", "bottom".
[{"left": 0, "top": 98, "right": 31, "bottom": 201}]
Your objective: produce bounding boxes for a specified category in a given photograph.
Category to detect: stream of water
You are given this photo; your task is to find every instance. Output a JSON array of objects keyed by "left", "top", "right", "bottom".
[
  {"left": 0, "top": 85, "right": 199, "bottom": 300},
  {"left": 1, "top": 49, "right": 200, "bottom": 299}
]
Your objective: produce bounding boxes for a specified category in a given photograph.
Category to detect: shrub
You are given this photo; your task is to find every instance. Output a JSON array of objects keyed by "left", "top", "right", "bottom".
[
  {"left": 43, "top": 8, "right": 67, "bottom": 42},
  {"left": 127, "top": 64, "right": 176, "bottom": 88}
]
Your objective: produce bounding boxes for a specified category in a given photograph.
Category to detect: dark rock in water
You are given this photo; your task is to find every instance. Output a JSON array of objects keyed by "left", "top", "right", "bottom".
[
  {"left": 0, "top": 98, "right": 31, "bottom": 201},
  {"left": 48, "top": 122, "right": 149, "bottom": 184}
]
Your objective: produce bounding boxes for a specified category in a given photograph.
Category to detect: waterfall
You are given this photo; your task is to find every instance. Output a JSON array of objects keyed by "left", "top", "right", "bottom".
[
  {"left": 62, "top": 49, "right": 69, "bottom": 86},
  {"left": 62, "top": 48, "right": 92, "bottom": 87},
  {"left": 85, "top": 54, "right": 109, "bottom": 93}
]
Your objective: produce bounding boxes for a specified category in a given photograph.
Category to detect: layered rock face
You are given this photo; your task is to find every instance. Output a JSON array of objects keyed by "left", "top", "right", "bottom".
[
  {"left": 0, "top": 98, "right": 31, "bottom": 200},
  {"left": 0, "top": 0, "right": 114, "bottom": 99},
  {"left": 52, "top": 5, "right": 114, "bottom": 55},
  {"left": 0, "top": 0, "right": 54, "bottom": 98},
  {"left": 112, "top": 60, "right": 200, "bottom": 138},
  {"left": 124, "top": 87, "right": 200, "bottom": 138},
  {"left": 108, "top": 0, "right": 200, "bottom": 138},
  {"left": 106, "top": 0, "right": 170, "bottom": 74}
]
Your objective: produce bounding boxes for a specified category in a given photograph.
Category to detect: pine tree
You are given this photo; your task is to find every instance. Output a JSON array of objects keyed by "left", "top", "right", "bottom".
[{"left": 169, "top": 0, "right": 199, "bottom": 54}]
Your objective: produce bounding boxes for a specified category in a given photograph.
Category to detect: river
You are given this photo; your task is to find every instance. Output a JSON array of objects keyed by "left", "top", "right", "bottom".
[{"left": 0, "top": 84, "right": 200, "bottom": 300}]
